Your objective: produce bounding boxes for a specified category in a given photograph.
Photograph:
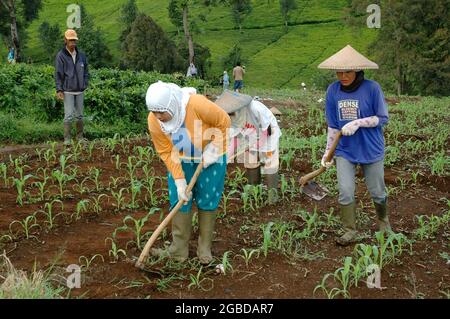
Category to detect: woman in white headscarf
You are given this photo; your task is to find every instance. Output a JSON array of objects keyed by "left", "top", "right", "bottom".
[
  {"left": 146, "top": 81, "right": 231, "bottom": 264},
  {"left": 318, "top": 45, "right": 391, "bottom": 246}
]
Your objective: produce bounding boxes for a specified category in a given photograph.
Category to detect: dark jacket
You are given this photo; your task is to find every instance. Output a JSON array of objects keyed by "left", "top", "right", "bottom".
[{"left": 55, "top": 47, "right": 89, "bottom": 92}]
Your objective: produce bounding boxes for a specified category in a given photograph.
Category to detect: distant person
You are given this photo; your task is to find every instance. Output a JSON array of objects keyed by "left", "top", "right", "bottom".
[
  {"left": 186, "top": 61, "right": 198, "bottom": 78},
  {"left": 55, "top": 29, "right": 89, "bottom": 146},
  {"left": 223, "top": 71, "right": 230, "bottom": 91},
  {"left": 233, "top": 62, "right": 245, "bottom": 92},
  {"left": 7, "top": 47, "right": 15, "bottom": 64}
]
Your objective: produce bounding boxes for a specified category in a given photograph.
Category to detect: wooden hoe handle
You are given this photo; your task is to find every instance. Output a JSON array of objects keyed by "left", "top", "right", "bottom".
[{"left": 299, "top": 131, "right": 342, "bottom": 187}]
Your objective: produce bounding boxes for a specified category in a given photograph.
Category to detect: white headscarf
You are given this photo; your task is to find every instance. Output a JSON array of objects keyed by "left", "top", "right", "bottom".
[{"left": 145, "top": 81, "right": 196, "bottom": 134}]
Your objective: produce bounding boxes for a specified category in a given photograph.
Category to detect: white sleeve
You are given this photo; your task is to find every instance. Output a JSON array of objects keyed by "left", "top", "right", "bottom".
[{"left": 249, "top": 100, "right": 273, "bottom": 130}]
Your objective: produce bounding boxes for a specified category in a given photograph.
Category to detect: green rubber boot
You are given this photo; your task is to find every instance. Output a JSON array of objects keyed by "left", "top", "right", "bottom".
[
  {"left": 63, "top": 123, "right": 72, "bottom": 146},
  {"left": 151, "top": 211, "right": 192, "bottom": 262},
  {"left": 76, "top": 120, "right": 87, "bottom": 143},
  {"left": 246, "top": 167, "right": 261, "bottom": 185},
  {"left": 197, "top": 210, "right": 216, "bottom": 265},
  {"left": 336, "top": 202, "right": 358, "bottom": 246},
  {"left": 266, "top": 173, "right": 279, "bottom": 204},
  {"left": 374, "top": 199, "right": 392, "bottom": 233}
]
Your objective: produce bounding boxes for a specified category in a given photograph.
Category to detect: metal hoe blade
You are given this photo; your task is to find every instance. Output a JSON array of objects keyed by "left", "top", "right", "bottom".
[{"left": 300, "top": 180, "right": 329, "bottom": 201}]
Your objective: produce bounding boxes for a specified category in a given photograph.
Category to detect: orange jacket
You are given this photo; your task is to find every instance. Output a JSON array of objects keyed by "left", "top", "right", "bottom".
[{"left": 148, "top": 94, "right": 231, "bottom": 180}]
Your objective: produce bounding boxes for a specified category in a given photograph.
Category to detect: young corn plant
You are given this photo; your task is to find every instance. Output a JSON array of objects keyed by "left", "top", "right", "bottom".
[
  {"left": 129, "top": 180, "right": 143, "bottom": 209},
  {"left": 51, "top": 169, "right": 75, "bottom": 199},
  {"left": 78, "top": 254, "right": 105, "bottom": 271},
  {"left": 71, "top": 199, "right": 90, "bottom": 221},
  {"left": 88, "top": 167, "right": 102, "bottom": 192},
  {"left": 105, "top": 237, "right": 127, "bottom": 263},
  {"left": 220, "top": 251, "right": 234, "bottom": 275},
  {"left": 13, "top": 174, "right": 33, "bottom": 206},
  {"left": 113, "top": 208, "right": 160, "bottom": 251},
  {"left": 73, "top": 177, "right": 91, "bottom": 195},
  {"left": 43, "top": 148, "right": 56, "bottom": 166},
  {"left": 0, "top": 162, "right": 9, "bottom": 187},
  {"left": 188, "top": 267, "right": 213, "bottom": 291},
  {"left": 260, "top": 222, "right": 274, "bottom": 257},
  {"left": 37, "top": 199, "right": 64, "bottom": 230},
  {"left": 108, "top": 176, "right": 124, "bottom": 190},
  {"left": 219, "top": 189, "right": 238, "bottom": 218},
  {"left": 111, "top": 188, "right": 127, "bottom": 212},
  {"left": 91, "top": 194, "right": 108, "bottom": 216},
  {"left": 237, "top": 248, "right": 260, "bottom": 268},
  {"left": 9, "top": 213, "right": 40, "bottom": 240}
]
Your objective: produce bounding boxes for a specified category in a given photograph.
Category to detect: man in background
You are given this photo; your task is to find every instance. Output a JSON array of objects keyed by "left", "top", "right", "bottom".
[{"left": 55, "top": 29, "right": 89, "bottom": 145}]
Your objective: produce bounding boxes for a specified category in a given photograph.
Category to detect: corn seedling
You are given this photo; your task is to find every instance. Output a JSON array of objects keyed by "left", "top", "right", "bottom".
[
  {"left": 187, "top": 267, "right": 213, "bottom": 291},
  {"left": 73, "top": 177, "right": 91, "bottom": 195},
  {"left": 51, "top": 169, "right": 75, "bottom": 199},
  {"left": 32, "top": 175, "right": 50, "bottom": 201},
  {"left": 71, "top": 199, "right": 90, "bottom": 221},
  {"left": 156, "top": 274, "right": 179, "bottom": 292},
  {"left": 9, "top": 214, "right": 40, "bottom": 240},
  {"left": 91, "top": 194, "right": 108, "bottom": 215},
  {"left": 37, "top": 200, "right": 64, "bottom": 230},
  {"left": 129, "top": 180, "right": 143, "bottom": 209},
  {"left": 43, "top": 148, "right": 56, "bottom": 166},
  {"left": 111, "top": 188, "right": 127, "bottom": 212},
  {"left": 13, "top": 174, "right": 33, "bottom": 206},
  {"left": 260, "top": 222, "right": 274, "bottom": 257},
  {"left": 105, "top": 237, "right": 127, "bottom": 263},
  {"left": 410, "top": 170, "right": 421, "bottom": 184},
  {"left": 220, "top": 250, "right": 234, "bottom": 274},
  {"left": 237, "top": 248, "right": 260, "bottom": 268},
  {"left": 78, "top": 254, "right": 104, "bottom": 271},
  {"left": 314, "top": 273, "right": 342, "bottom": 299},
  {"left": 88, "top": 167, "right": 102, "bottom": 192},
  {"left": 113, "top": 208, "right": 160, "bottom": 251},
  {"left": 220, "top": 189, "right": 238, "bottom": 217},
  {"left": 0, "top": 162, "right": 9, "bottom": 187},
  {"left": 108, "top": 176, "right": 124, "bottom": 190},
  {"left": 113, "top": 155, "right": 121, "bottom": 170}
]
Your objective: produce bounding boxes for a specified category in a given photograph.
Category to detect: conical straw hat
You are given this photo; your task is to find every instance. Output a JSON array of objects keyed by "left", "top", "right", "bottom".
[
  {"left": 270, "top": 107, "right": 282, "bottom": 116},
  {"left": 214, "top": 90, "right": 253, "bottom": 114},
  {"left": 318, "top": 45, "right": 378, "bottom": 70}
]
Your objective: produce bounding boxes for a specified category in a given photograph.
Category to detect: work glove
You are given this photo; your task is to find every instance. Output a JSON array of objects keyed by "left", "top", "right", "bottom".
[
  {"left": 321, "top": 154, "right": 334, "bottom": 169},
  {"left": 341, "top": 116, "right": 380, "bottom": 136},
  {"left": 174, "top": 179, "right": 192, "bottom": 202},
  {"left": 202, "top": 143, "right": 221, "bottom": 168}
]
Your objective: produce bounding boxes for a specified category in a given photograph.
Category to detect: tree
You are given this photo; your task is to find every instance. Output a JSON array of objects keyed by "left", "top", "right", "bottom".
[
  {"left": 0, "top": 0, "right": 42, "bottom": 62},
  {"left": 348, "top": 0, "right": 449, "bottom": 96},
  {"left": 168, "top": 0, "right": 183, "bottom": 36},
  {"left": 76, "top": 5, "right": 112, "bottom": 68},
  {"left": 38, "top": 21, "right": 61, "bottom": 63},
  {"left": 118, "top": 0, "right": 139, "bottom": 67},
  {"left": 222, "top": 43, "right": 244, "bottom": 70},
  {"left": 230, "top": 0, "right": 252, "bottom": 32},
  {"left": 123, "top": 14, "right": 184, "bottom": 73},
  {"left": 280, "top": 0, "right": 297, "bottom": 31},
  {"left": 168, "top": 0, "right": 225, "bottom": 66},
  {"left": 178, "top": 41, "right": 211, "bottom": 78}
]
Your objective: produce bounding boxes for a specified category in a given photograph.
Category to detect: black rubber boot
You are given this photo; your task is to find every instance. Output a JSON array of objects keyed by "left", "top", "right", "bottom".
[{"left": 246, "top": 167, "right": 261, "bottom": 185}]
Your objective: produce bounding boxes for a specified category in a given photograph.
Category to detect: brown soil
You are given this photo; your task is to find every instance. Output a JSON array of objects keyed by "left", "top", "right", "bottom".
[{"left": 0, "top": 108, "right": 448, "bottom": 300}]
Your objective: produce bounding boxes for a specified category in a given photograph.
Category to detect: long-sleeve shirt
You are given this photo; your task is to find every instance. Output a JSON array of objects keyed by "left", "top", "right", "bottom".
[
  {"left": 233, "top": 66, "right": 245, "bottom": 81},
  {"left": 148, "top": 94, "right": 231, "bottom": 180},
  {"left": 325, "top": 79, "right": 389, "bottom": 164}
]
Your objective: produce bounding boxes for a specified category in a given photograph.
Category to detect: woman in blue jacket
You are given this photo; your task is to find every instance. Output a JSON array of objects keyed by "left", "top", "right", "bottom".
[{"left": 318, "top": 45, "right": 391, "bottom": 246}]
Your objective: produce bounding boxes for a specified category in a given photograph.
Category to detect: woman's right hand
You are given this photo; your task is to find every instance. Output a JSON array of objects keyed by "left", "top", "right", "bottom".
[
  {"left": 175, "top": 179, "right": 192, "bottom": 202},
  {"left": 321, "top": 154, "right": 334, "bottom": 169},
  {"left": 56, "top": 91, "right": 64, "bottom": 100}
]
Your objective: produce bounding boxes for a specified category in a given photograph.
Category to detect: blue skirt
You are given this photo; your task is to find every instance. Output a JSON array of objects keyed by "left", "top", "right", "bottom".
[{"left": 167, "top": 155, "right": 227, "bottom": 213}]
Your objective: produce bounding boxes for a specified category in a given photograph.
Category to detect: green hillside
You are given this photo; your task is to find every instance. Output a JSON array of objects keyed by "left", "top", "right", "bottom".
[{"left": 3, "top": 0, "right": 378, "bottom": 88}]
